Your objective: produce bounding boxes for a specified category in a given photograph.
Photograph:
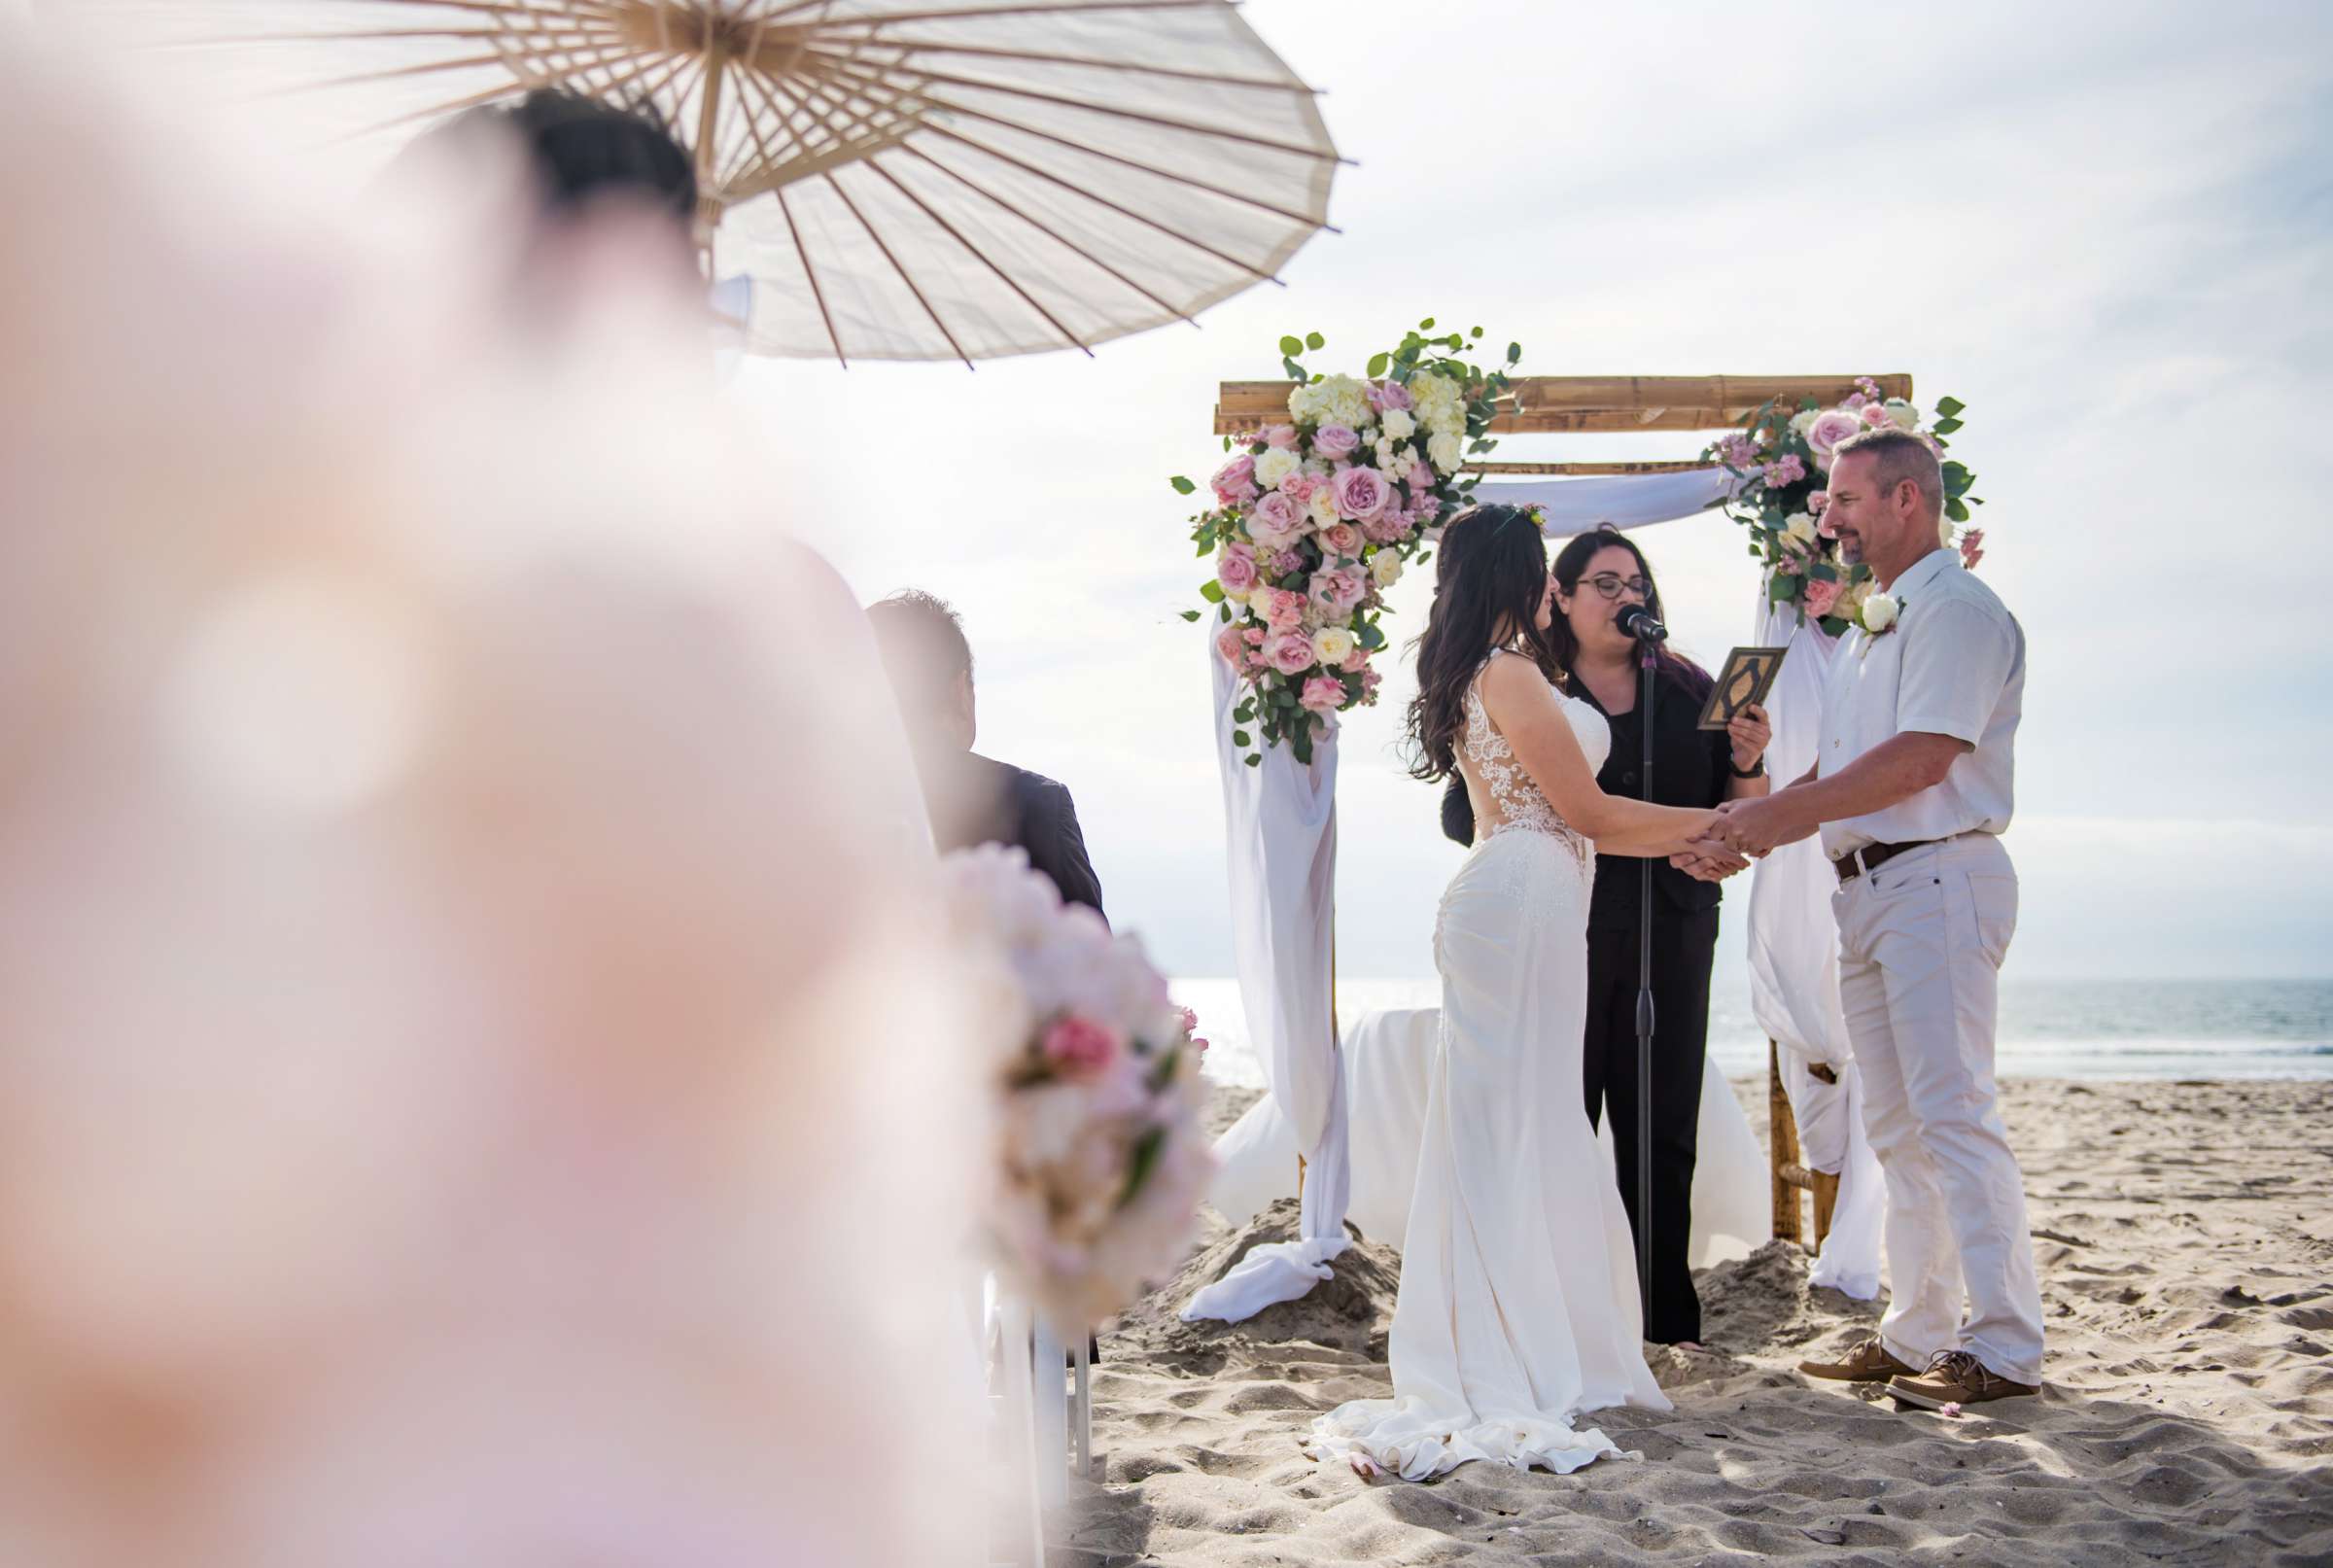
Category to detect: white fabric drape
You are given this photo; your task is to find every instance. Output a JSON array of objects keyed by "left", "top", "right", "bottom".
[
  {"left": 1208, "top": 1008, "right": 1769, "bottom": 1272},
  {"left": 1181, "top": 637, "right": 1351, "bottom": 1322},
  {"left": 1471, "top": 470, "right": 1738, "bottom": 533},
  {"left": 1746, "top": 601, "right": 1885, "bottom": 1299}
]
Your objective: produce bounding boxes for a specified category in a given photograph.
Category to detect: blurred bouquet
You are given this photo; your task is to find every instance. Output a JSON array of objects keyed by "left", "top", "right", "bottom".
[
  {"left": 1707, "top": 376, "right": 1986, "bottom": 634},
  {"left": 943, "top": 846, "right": 1213, "bottom": 1331},
  {"left": 1174, "top": 320, "right": 1522, "bottom": 765}
]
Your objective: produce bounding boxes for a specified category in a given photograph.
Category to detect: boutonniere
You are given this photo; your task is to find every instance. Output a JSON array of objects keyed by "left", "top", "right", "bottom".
[{"left": 1856, "top": 592, "right": 1900, "bottom": 656}]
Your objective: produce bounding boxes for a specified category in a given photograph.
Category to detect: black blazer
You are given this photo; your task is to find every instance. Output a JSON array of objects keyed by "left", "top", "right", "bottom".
[
  {"left": 926, "top": 751, "right": 1106, "bottom": 919},
  {"left": 1439, "top": 669, "right": 1732, "bottom": 928}
]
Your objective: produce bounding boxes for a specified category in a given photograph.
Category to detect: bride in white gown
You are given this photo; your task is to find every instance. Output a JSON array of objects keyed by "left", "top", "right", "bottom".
[{"left": 1309, "top": 506, "right": 1724, "bottom": 1481}]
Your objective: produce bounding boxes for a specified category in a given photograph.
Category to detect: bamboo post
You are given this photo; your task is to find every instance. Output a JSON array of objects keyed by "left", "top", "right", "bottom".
[
  {"left": 1213, "top": 373, "right": 1914, "bottom": 436},
  {"left": 1769, "top": 1040, "right": 1803, "bottom": 1247}
]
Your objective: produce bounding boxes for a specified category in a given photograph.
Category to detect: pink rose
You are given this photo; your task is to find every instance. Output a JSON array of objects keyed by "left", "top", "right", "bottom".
[
  {"left": 1308, "top": 565, "right": 1367, "bottom": 614},
  {"left": 1241, "top": 626, "right": 1267, "bottom": 646},
  {"left": 1340, "top": 646, "right": 1370, "bottom": 675},
  {"left": 1312, "top": 424, "right": 1361, "bottom": 461},
  {"left": 1262, "top": 424, "right": 1298, "bottom": 449},
  {"left": 1859, "top": 401, "right": 1891, "bottom": 428},
  {"left": 1333, "top": 465, "right": 1390, "bottom": 522},
  {"left": 1279, "top": 470, "right": 1318, "bottom": 502},
  {"left": 1214, "top": 625, "right": 1245, "bottom": 664},
  {"left": 1319, "top": 523, "right": 1363, "bottom": 559},
  {"left": 1247, "top": 490, "right": 1305, "bottom": 548},
  {"left": 1807, "top": 488, "right": 1829, "bottom": 512},
  {"left": 1211, "top": 453, "right": 1257, "bottom": 505},
  {"left": 1266, "top": 633, "right": 1315, "bottom": 676},
  {"left": 1216, "top": 542, "right": 1259, "bottom": 594},
  {"left": 1805, "top": 409, "right": 1864, "bottom": 468},
  {"left": 1041, "top": 1014, "right": 1120, "bottom": 1072},
  {"left": 1368, "top": 379, "right": 1412, "bottom": 412},
  {"left": 1261, "top": 587, "right": 1307, "bottom": 632},
  {"left": 1299, "top": 674, "right": 1346, "bottom": 713},
  {"left": 1801, "top": 576, "right": 1843, "bottom": 618},
  {"left": 1844, "top": 392, "right": 1868, "bottom": 411}
]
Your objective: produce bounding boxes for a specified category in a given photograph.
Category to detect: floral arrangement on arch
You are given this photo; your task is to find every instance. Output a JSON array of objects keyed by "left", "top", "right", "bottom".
[
  {"left": 1174, "top": 320, "right": 1522, "bottom": 765},
  {"left": 944, "top": 844, "right": 1214, "bottom": 1331},
  {"left": 1706, "top": 376, "right": 1985, "bottom": 637}
]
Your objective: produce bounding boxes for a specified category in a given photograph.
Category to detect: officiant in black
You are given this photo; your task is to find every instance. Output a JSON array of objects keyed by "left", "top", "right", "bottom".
[
  {"left": 1441, "top": 525, "right": 1769, "bottom": 1344},
  {"left": 868, "top": 589, "right": 1106, "bottom": 920}
]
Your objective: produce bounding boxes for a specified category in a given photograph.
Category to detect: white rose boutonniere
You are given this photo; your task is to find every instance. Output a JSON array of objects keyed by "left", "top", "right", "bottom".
[{"left": 1859, "top": 592, "right": 1900, "bottom": 636}]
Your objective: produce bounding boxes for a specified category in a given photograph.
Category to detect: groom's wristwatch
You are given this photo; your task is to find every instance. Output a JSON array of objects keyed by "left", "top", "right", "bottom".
[{"left": 1729, "top": 757, "right": 1766, "bottom": 780}]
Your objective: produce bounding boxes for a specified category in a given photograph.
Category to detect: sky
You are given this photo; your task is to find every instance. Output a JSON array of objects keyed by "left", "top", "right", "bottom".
[
  {"left": 735, "top": 0, "right": 2333, "bottom": 982},
  {"left": 36, "top": 0, "right": 2332, "bottom": 984}
]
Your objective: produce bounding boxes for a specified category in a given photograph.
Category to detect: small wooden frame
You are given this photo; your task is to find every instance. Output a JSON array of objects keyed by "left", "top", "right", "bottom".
[
  {"left": 1769, "top": 1041, "right": 1840, "bottom": 1252},
  {"left": 1213, "top": 373, "right": 1913, "bottom": 476}
]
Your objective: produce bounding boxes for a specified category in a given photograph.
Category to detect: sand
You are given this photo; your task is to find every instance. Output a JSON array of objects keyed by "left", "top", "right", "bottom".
[{"left": 1055, "top": 1077, "right": 2333, "bottom": 1565}]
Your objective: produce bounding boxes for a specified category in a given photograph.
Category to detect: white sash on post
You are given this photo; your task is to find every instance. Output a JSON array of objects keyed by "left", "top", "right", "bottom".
[{"left": 1181, "top": 635, "right": 1352, "bottom": 1322}]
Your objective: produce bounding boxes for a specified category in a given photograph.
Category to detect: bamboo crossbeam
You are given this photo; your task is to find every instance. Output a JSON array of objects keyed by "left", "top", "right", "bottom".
[
  {"left": 1213, "top": 373, "right": 1913, "bottom": 436},
  {"left": 1470, "top": 460, "right": 1719, "bottom": 477}
]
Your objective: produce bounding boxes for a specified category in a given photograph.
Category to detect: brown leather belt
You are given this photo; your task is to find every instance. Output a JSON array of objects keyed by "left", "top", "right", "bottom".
[{"left": 1831, "top": 839, "right": 1938, "bottom": 884}]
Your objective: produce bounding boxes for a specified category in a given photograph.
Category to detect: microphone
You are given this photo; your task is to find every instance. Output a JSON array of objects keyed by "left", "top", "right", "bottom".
[{"left": 1616, "top": 603, "right": 1668, "bottom": 644}]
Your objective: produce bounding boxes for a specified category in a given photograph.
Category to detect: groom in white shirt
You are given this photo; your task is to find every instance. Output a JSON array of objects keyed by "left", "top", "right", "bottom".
[{"left": 1713, "top": 425, "right": 2041, "bottom": 1409}]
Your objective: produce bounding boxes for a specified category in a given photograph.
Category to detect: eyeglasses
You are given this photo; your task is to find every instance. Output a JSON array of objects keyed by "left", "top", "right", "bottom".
[{"left": 1583, "top": 573, "right": 1653, "bottom": 601}]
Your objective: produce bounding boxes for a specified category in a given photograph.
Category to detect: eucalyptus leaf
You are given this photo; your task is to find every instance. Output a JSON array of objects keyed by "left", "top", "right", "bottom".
[
  {"left": 1305, "top": 331, "right": 1325, "bottom": 351},
  {"left": 1278, "top": 334, "right": 1304, "bottom": 357},
  {"left": 1179, "top": 609, "right": 1201, "bottom": 622},
  {"left": 1367, "top": 351, "right": 1390, "bottom": 377},
  {"left": 1200, "top": 578, "right": 1225, "bottom": 603},
  {"left": 1169, "top": 475, "right": 1196, "bottom": 495}
]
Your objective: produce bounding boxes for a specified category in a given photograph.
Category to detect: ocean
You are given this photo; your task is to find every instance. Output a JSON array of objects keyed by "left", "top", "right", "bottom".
[{"left": 1174, "top": 974, "right": 2333, "bottom": 1088}]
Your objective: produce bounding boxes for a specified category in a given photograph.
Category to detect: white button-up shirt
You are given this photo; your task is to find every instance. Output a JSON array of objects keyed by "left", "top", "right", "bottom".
[{"left": 1817, "top": 546, "right": 2023, "bottom": 858}]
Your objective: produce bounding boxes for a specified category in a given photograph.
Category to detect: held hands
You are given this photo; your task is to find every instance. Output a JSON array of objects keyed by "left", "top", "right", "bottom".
[
  {"left": 1669, "top": 839, "right": 1751, "bottom": 884},
  {"left": 1725, "top": 702, "right": 1773, "bottom": 774},
  {"left": 1710, "top": 793, "right": 1804, "bottom": 858}
]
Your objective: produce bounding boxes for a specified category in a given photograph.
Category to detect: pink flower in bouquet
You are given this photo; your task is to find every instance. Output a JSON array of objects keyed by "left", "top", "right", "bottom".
[
  {"left": 1309, "top": 565, "right": 1368, "bottom": 614},
  {"left": 1279, "top": 470, "right": 1318, "bottom": 502},
  {"left": 1262, "top": 424, "right": 1299, "bottom": 449},
  {"left": 1341, "top": 645, "right": 1370, "bottom": 674},
  {"left": 1260, "top": 587, "right": 1306, "bottom": 632},
  {"left": 1247, "top": 490, "right": 1305, "bottom": 549},
  {"left": 1334, "top": 465, "right": 1391, "bottom": 522},
  {"left": 1173, "top": 1004, "right": 1208, "bottom": 1056},
  {"left": 1266, "top": 633, "right": 1315, "bottom": 676},
  {"left": 1764, "top": 453, "right": 1807, "bottom": 488},
  {"left": 1808, "top": 487, "right": 1830, "bottom": 513},
  {"left": 1859, "top": 401, "right": 1892, "bottom": 428},
  {"left": 1806, "top": 409, "right": 1864, "bottom": 468},
  {"left": 1211, "top": 454, "right": 1257, "bottom": 505},
  {"left": 1216, "top": 542, "right": 1259, "bottom": 594},
  {"left": 1242, "top": 626, "right": 1267, "bottom": 645},
  {"left": 1319, "top": 522, "right": 1363, "bottom": 559},
  {"left": 1214, "top": 625, "right": 1245, "bottom": 664},
  {"left": 1298, "top": 674, "right": 1346, "bottom": 713},
  {"left": 1042, "top": 1014, "right": 1122, "bottom": 1072},
  {"left": 1368, "top": 379, "right": 1412, "bottom": 412},
  {"left": 1959, "top": 528, "right": 1986, "bottom": 570},
  {"left": 1718, "top": 433, "right": 1761, "bottom": 469},
  {"left": 1801, "top": 575, "right": 1843, "bottom": 618},
  {"left": 1312, "top": 423, "right": 1361, "bottom": 461},
  {"left": 1360, "top": 514, "right": 1403, "bottom": 545},
  {"left": 1360, "top": 666, "right": 1383, "bottom": 699},
  {"left": 1270, "top": 548, "right": 1303, "bottom": 575},
  {"left": 1844, "top": 391, "right": 1868, "bottom": 411}
]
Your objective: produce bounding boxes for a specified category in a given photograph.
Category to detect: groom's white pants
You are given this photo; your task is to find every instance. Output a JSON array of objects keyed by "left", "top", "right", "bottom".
[{"left": 1832, "top": 832, "right": 2044, "bottom": 1385}]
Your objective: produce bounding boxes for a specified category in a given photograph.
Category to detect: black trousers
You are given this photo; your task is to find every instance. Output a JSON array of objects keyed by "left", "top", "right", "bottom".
[{"left": 1583, "top": 904, "right": 1719, "bottom": 1344}]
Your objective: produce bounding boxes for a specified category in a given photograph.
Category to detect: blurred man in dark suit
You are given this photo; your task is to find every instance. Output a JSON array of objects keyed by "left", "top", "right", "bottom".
[{"left": 867, "top": 590, "right": 1105, "bottom": 919}]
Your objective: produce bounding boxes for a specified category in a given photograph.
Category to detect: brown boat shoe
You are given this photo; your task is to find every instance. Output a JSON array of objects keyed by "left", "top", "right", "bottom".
[
  {"left": 1888, "top": 1350, "right": 2038, "bottom": 1410},
  {"left": 1797, "top": 1337, "right": 1916, "bottom": 1383}
]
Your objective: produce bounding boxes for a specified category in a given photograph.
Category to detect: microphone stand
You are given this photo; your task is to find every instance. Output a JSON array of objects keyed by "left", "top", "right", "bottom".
[{"left": 1633, "top": 634, "right": 1656, "bottom": 1318}]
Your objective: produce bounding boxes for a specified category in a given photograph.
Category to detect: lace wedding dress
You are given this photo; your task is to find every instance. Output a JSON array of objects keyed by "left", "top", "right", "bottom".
[{"left": 1309, "top": 651, "right": 1669, "bottom": 1480}]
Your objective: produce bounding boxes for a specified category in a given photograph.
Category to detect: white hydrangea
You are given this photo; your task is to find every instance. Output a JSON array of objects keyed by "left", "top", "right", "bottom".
[
  {"left": 1380, "top": 407, "right": 1416, "bottom": 440},
  {"left": 1288, "top": 372, "right": 1373, "bottom": 431},
  {"left": 1790, "top": 408, "right": 1821, "bottom": 437}
]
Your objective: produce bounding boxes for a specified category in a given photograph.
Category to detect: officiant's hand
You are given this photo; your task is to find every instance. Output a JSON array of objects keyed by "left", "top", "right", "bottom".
[{"left": 1725, "top": 703, "right": 1772, "bottom": 774}]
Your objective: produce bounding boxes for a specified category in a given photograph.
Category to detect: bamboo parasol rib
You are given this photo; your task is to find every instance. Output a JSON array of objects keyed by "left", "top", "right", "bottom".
[{"left": 104, "top": 0, "right": 1341, "bottom": 364}]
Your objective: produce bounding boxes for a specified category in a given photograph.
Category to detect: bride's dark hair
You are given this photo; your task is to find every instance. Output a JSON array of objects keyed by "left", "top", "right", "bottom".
[{"left": 1404, "top": 505, "right": 1564, "bottom": 784}]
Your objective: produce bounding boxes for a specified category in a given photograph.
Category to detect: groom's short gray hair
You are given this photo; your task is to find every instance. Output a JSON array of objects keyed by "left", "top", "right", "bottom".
[{"left": 1832, "top": 427, "right": 1943, "bottom": 514}]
